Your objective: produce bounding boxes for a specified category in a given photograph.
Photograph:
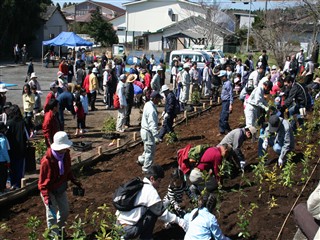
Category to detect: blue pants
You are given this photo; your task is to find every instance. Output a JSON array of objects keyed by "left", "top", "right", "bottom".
[
  {"left": 288, "top": 104, "right": 304, "bottom": 131},
  {"left": 258, "top": 134, "right": 282, "bottom": 157},
  {"left": 219, "top": 100, "right": 231, "bottom": 134},
  {"left": 159, "top": 115, "right": 174, "bottom": 140}
]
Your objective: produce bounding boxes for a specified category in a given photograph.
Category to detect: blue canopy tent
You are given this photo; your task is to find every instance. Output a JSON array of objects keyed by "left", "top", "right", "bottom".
[{"left": 42, "top": 32, "right": 93, "bottom": 66}]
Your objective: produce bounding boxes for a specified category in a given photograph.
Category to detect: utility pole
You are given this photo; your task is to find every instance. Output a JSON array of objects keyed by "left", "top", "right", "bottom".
[
  {"left": 246, "top": 0, "right": 252, "bottom": 52},
  {"left": 73, "top": 4, "right": 77, "bottom": 32}
]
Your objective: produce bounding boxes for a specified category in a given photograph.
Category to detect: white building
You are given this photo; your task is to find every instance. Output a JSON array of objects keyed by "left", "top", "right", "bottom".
[{"left": 122, "top": 0, "right": 235, "bottom": 51}]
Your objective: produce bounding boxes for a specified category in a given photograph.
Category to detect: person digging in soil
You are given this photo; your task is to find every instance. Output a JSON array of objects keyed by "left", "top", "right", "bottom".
[
  {"left": 38, "top": 131, "right": 82, "bottom": 238},
  {"left": 189, "top": 144, "right": 232, "bottom": 195},
  {"left": 184, "top": 192, "right": 231, "bottom": 240},
  {"left": 158, "top": 84, "right": 178, "bottom": 142},
  {"left": 258, "top": 114, "right": 295, "bottom": 167},
  {"left": 116, "top": 165, "right": 187, "bottom": 239},
  {"left": 137, "top": 91, "right": 163, "bottom": 173},
  {"left": 218, "top": 126, "right": 257, "bottom": 171}
]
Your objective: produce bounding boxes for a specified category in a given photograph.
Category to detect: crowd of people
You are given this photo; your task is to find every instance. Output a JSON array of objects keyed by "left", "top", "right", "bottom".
[{"left": 2, "top": 47, "right": 320, "bottom": 239}]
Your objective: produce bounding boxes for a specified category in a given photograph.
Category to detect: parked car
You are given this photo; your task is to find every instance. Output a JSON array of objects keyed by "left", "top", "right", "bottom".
[{"left": 169, "top": 49, "right": 211, "bottom": 68}]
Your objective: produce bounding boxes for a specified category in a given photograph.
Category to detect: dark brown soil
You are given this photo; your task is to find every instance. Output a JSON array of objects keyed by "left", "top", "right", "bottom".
[{"left": 0, "top": 99, "right": 319, "bottom": 240}]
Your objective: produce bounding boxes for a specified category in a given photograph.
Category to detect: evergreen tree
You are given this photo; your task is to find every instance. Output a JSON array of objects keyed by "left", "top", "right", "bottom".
[
  {"left": 63, "top": 2, "right": 67, "bottom": 8},
  {"left": 85, "top": 7, "right": 119, "bottom": 47},
  {"left": 0, "top": 0, "right": 52, "bottom": 58}
]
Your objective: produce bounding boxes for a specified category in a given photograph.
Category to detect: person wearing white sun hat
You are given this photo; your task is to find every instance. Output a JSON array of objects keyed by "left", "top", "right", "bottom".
[{"left": 38, "top": 131, "right": 82, "bottom": 237}]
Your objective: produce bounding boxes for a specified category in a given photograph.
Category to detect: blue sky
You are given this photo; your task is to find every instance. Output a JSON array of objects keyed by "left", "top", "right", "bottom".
[{"left": 52, "top": 0, "right": 302, "bottom": 11}]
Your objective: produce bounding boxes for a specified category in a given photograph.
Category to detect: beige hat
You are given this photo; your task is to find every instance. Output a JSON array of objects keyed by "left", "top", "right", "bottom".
[
  {"left": 51, "top": 131, "right": 73, "bottom": 151},
  {"left": 127, "top": 74, "right": 137, "bottom": 83},
  {"left": 30, "top": 72, "right": 37, "bottom": 79},
  {"left": 245, "top": 126, "right": 257, "bottom": 136}
]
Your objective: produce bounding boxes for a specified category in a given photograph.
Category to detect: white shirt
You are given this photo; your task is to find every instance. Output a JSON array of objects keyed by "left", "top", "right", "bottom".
[
  {"left": 116, "top": 80, "right": 127, "bottom": 107},
  {"left": 181, "top": 70, "right": 190, "bottom": 86},
  {"left": 141, "top": 101, "right": 159, "bottom": 137},
  {"left": 116, "top": 177, "right": 161, "bottom": 225}
]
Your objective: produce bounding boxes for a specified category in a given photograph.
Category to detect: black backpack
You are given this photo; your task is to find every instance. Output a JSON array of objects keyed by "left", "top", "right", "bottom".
[{"left": 113, "top": 178, "right": 145, "bottom": 211}]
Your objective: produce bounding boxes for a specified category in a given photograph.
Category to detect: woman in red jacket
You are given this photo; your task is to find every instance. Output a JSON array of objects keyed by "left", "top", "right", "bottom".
[
  {"left": 42, "top": 99, "right": 60, "bottom": 147},
  {"left": 38, "top": 131, "right": 82, "bottom": 237}
]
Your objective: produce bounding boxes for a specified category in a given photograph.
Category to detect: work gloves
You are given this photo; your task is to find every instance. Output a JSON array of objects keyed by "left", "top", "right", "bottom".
[
  {"left": 278, "top": 158, "right": 283, "bottom": 167},
  {"left": 262, "top": 139, "right": 268, "bottom": 150}
]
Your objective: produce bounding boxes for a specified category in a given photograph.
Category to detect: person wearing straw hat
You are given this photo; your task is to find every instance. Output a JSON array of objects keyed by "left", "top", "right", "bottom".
[
  {"left": 124, "top": 74, "right": 136, "bottom": 128},
  {"left": 38, "top": 131, "right": 82, "bottom": 237}
]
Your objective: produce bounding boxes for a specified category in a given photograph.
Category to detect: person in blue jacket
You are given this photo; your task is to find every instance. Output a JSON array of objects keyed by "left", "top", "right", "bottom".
[
  {"left": 57, "top": 85, "right": 76, "bottom": 131},
  {"left": 184, "top": 192, "right": 231, "bottom": 240}
]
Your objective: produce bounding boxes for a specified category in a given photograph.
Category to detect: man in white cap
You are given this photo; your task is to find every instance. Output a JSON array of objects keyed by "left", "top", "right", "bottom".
[
  {"left": 158, "top": 85, "right": 178, "bottom": 142},
  {"left": 89, "top": 67, "right": 99, "bottom": 111},
  {"left": 151, "top": 66, "right": 162, "bottom": 92},
  {"left": 116, "top": 74, "right": 127, "bottom": 133},
  {"left": 258, "top": 115, "right": 295, "bottom": 167},
  {"left": 137, "top": 91, "right": 163, "bottom": 173},
  {"left": 218, "top": 126, "right": 257, "bottom": 170},
  {"left": 217, "top": 70, "right": 233, "bottom": 136},
  {"left": 38, "top": 131, "right": 82, "bottom": 237},
  {"left": 179, "top": 63, "right": 191, "bottom": 111}
]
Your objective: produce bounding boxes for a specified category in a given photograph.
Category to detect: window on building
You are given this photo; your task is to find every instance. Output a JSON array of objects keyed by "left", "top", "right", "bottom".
[{"left": 172, "top": 14, "right": 178, "bottom": 22}]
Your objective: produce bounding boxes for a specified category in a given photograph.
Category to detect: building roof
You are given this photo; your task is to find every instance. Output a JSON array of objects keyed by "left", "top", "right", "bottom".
[
  {"left": 41, "top": 5, "right": 67, "bottom": 22},
  {"left": 123, "top": 0, "right": 200, "bottom": 7},
  {"left": 159, "top": 15, "right": 234, "bottom": 36},
  {"left": 92, "top": 1, "right": 125, "bottom": 14}
]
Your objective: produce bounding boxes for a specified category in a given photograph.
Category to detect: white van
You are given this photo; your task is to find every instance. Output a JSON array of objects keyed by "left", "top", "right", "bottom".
[
  {"left": 169, "top": 49, "right": 211, "bottom": 68},
  {"left": 205, "top": 49, "right": 226, "bottom": 65}
]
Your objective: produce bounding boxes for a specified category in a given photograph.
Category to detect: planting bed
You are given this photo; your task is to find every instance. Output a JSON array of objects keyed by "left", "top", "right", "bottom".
[{"left": 0, "top": 99, "right": 319, "bottom": 239}]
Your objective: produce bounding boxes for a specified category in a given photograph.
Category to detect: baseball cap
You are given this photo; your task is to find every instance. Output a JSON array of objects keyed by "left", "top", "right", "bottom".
[
  {"left": 50, "top": 82, "right": 57, "bottom": 88},
  {"left": 218, "top": 70, "right": 227, "bottom": 77},
  {"left": 268, "top": 115, "right": 281, "bottom": 133},
  {"left": 150, "top": 91, "right": 163, "bottom": 99}
]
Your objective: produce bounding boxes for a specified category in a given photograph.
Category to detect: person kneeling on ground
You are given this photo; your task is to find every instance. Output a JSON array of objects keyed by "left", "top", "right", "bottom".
[
  {"left": 116, "top": 165, "right": 187, "bottom": 239},
  {"left": 258, "top": 114, "right": 295, "bottom": 167},
  {"left": 184, "top": 192, "right": 231, "bottom": 240},
  {"left": 189, "top": 144, "right": 232, "bottom": 195},
  {"left": 163, "top": 168, "right": 195, "bottom": 221},
  {"left": 218, "top": 126, "right": 257, "bottom": 170},
  {"left": 159, "top": 84, "right": 178, "bottom": 142}
]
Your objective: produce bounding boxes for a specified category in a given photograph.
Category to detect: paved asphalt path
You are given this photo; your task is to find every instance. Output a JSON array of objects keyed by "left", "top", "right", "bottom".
[{"left": 0, "top": 62, "right": 58, "bottom": 106}]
